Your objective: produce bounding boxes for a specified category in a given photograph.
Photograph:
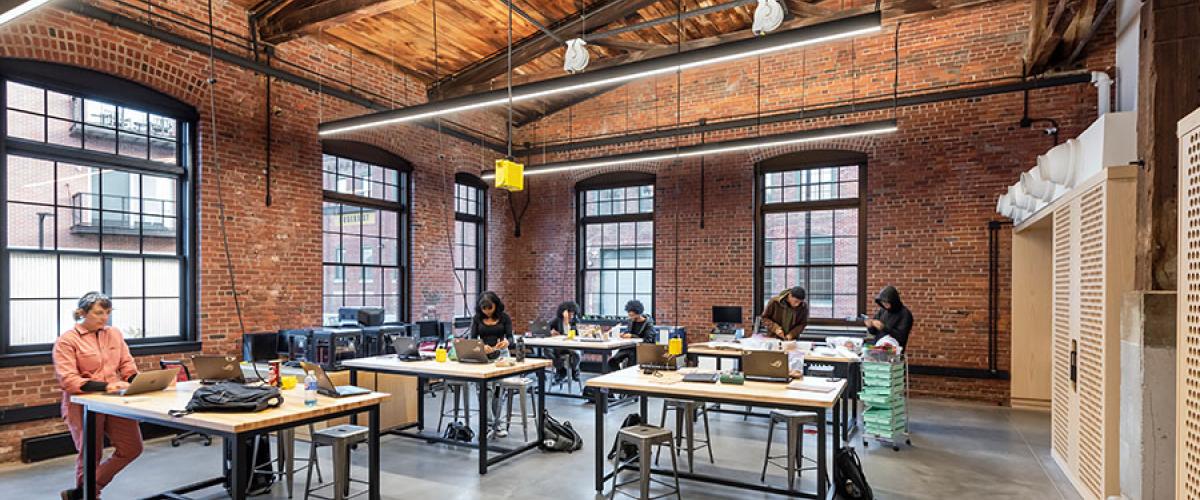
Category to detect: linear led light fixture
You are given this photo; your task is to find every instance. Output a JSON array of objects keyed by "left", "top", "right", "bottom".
[
  {"left": 0, "top": 0, "right": 52, "bottom": 25},
  {"left": 319, "top": 11, "right": 881, "bottom": 136},
  {"left": 481, "top": 119, "right": 897, "bottom": 179}
]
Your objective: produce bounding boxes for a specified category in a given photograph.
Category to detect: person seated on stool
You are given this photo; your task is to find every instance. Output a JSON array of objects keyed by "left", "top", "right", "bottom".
[
  {"left": 53, "top": 292, "right": 144, "bottom": 500},
  {"left": 469, "top": 291, "right": 515, "bottom": 437},
  {"left": 865, "top": 285, "right": 914, "bottom": 349},
  {"left": 760, "top": 286, "right": 810, "bottom": 341},
  {"left": 548, "top": 301, "right": 582, "bottom": 385},
  {"left": 607, "top": 299, "right": 655, "bottom": 371}
]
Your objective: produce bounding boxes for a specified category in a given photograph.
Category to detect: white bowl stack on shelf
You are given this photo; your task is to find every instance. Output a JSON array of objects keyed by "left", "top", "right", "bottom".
[{"left": 995, "top": 112, "right": 1136, "bottom": 224}]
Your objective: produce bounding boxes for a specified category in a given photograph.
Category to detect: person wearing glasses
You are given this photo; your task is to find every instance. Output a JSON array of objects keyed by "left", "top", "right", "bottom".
[{"left": 53, "top": 292, "right": 143, "bottom": 500}]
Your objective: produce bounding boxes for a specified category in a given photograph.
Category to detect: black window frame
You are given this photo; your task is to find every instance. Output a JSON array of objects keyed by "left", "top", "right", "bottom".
[
  {"left": 753, "top": 151, "right": 867, "bottom": 326},
  {"left": 320, "top": 139, "right": 412, "bottom": 326},
  {"left": 0, "top": 59, "right": 200, "bottom": 367},
  {"left": 575, "top": 171, "right": 656, "bottom": 318},
  {"left": 453, "top": 172, "right": 487, "bottom": 323}
]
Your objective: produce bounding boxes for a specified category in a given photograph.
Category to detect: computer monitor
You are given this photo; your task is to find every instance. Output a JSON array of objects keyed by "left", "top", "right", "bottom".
[
  {"left": 712, "top": 306, "right": 743, "bottom": 325},
  {"left": 339, "top": 307, "right": 384, "bottom": 327},
  {"left": 242, "top": 331, "right": 279, "bottom": 362},
  {"left": 416, "top": 320, "right": 449, "bottom": 341}
]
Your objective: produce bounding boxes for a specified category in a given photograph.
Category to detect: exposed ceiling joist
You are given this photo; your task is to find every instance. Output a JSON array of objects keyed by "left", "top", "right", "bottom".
[
  {"left": 784, "top": 0, "right": 834, "bottom": 17},
  {"left": 1024, "top": 0, "right": 1111, "bottom": 74},
  {"left": 588, "top": 38, "right": 669, "bottom": 51},
  {"left": 430, "top": 0, "right": 661, "bottom": 97},
  {"left": 585, "top": 0, "right": 755, "bottom": 41},
  {"left": 256, "top": 0, "right": 421, "bottom": 44}
]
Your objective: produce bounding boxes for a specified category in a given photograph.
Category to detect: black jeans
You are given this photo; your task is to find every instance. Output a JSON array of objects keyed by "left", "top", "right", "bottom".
[
  {"left": 607, "top": 348, "right": 636, "bottom": 372},
  {"left": 552, "top": 349, "right": 581, "bottom": 379}
]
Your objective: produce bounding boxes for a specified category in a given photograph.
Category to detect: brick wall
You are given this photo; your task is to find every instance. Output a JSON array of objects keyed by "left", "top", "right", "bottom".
[
  {"left": 0, "top": 1, "right": 503, "bottom": 462},
  {"left": 490, "top": 0, "right": 1116, "bottom": 404}
]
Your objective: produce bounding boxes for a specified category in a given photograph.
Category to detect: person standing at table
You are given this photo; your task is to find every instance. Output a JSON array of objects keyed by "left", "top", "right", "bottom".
[
  {"left": 760, "top": 286, "right": 809, "bottom": 340},
  {"left": 866, "top": 285, "right": 914, "bottom": 349},
  {"left": 53, "top": 292, "right": 143, "bottom": 500},
  {"left": 607, "top": 299, "right": 655, "bottom": 371},
  {"left": 548, "top": 301, "right": 581, "bottom": 385}
]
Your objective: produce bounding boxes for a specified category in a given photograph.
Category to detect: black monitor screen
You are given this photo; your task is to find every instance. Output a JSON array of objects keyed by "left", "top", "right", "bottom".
[
  {"left": 712, "top": 306, "right": 743, "bottom": 324},
  {"left": 243, "top": 331, "right": 279, "bottom": 362}
]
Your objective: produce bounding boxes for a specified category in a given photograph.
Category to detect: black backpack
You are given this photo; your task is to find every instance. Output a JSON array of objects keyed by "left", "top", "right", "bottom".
[
  {"left": 540, "top": 411, "right": 583, "bottom": 452},
  {"left": 169, "top": 382, "right": 283, "bottom": 416},
  {"left": 443, "top": 421, "right": 475, "bottom": 443},
  {"left": 223, "top": 434, "right": 276, "bottom": 496},
  {"left": 833, "top": 447, "right": 873, "bottom": 499},
  {"left": 606, "top": 413, "right": 643, "bottom": 462}
]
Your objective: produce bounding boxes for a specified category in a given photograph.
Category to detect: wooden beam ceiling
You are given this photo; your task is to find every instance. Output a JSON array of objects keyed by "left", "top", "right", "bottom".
[
  {"left": 429, "top": 0, "right": 663, "bottom": 97},
  {"left": 255, "top": 0, "right": 422, "bottom": 44},
  {"left": 1024, "top": 0, "right": 1111, "bottom": 75}
]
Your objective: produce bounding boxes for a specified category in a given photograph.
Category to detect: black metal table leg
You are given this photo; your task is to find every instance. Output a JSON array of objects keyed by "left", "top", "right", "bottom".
[
  {"left": 478, "top": 380, "right": 490, "bottom": 475},
  {"left": 231, "top": 434, "right": 248, "bottom": 500},
  {"left": 593, "top": 387, "right": 607, "bottom": 493},
  {"left": 82, "top": 407, "right": 97, "bottom": 500},
  {"left": 536, "top": 371, "right": 546, "bottom": 444},
  {"left": 417, "top": 376, "right": 426, "bottom": 431},
  {"left": 640, "top": 395, "right": 648, "bottom": 422},
  {"left": 349, "top": 369, "right": 359, "bottom": 426},
  {"left": 833, "top": 398, "right": 842, "bottom": 452},
  {"left": 369, "top": 405, "right": 380, "bottom": 500}
]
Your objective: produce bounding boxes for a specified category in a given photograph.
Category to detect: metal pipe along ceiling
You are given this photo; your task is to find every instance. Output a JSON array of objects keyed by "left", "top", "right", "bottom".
[{"left": 318, "top": 11, "right": 883, "bottom": 135}]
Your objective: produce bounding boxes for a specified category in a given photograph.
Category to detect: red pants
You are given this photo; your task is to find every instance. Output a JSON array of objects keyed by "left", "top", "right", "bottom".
[{"left": 65, "top": 403, "right": 143, "bottom": 494}]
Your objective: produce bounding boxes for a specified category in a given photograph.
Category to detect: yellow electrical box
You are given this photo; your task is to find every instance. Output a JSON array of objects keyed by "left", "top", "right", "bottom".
[{"left": 494, "top": 158, "right": 524, "bottom": 192}]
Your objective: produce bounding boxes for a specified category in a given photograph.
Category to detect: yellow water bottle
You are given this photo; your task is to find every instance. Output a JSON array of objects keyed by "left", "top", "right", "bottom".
[
  {"left": 567, "top": 329, "right": 577, "bottom": 340},
  {"left": 668, "top": 337, "right": 683, "bottom": 356},
  {"left": 435, "top": 347, "right": 448, "bottom": 363}
]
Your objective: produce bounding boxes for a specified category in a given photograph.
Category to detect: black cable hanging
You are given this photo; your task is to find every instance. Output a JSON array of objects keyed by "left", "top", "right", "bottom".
[{"left": 672, "top": 0, "right": 683, "bottom": 328}]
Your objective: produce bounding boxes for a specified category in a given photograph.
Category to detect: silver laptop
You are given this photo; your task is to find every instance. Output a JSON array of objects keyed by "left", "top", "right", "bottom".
[
  {"left": 300, "top": 362, "right": 371, "bottom": 398},
  {"left": 454, "top": 339, "right": 491, "bottom": 364},
  {"left": 192, "top": 355, "right": 245, "bottom": 383},
  {"left": 115, "top": 367, "right": 179, "bottom": 396}
]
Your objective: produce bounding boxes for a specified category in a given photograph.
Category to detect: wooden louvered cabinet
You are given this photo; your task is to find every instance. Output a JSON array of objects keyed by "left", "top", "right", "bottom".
[
  {"left": 1011, "top": 165, "right": 1136, "bottom": 500},
  {"left": 1177, "top": 107, "right": 1200, "bottom": 500}
]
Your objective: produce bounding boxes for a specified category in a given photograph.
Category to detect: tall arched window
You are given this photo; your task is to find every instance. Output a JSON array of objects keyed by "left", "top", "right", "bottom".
[
  {"left": 576, "top": 172, "right": 655, "bottom": 317},
  {"left": 453, "top": 173, "right": 487, "bottom": 320},
  {"left": 755, "top": 151, "right": 866, "bottom": 324},
  {"left": 1, "top": 59, "right": 199, "bottom": 362},
  {"left": 321, "top": 140, "right": 411, "bottom": 325}
]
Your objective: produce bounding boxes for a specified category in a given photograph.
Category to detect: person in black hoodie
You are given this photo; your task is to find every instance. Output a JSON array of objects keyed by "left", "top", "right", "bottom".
[
  {"left": 607, "top": 299, "right": 655, "bottom": 371},
  {"left": 866, "top": 285, "right": 914, "bottom": 349},
  {"left": 548, "top": 301, "right": 581, "bottom": 384}
]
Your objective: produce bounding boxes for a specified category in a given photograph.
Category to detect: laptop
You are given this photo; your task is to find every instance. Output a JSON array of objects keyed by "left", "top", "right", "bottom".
[
  {"left": 300, "top": 362, "right": 372, "bottom": 398},
  {"left": 192, "top": 355, "right": 245, "bottom": 383},
  {"left": 742, "top": 350, "right": 790, "bottom": 383},
  {"left": 636, "top": 344, "right": 677, "bottom": 371},
  {"left": 682, "top": 371, "right": 720, "bottom": 383},
  {"left": 454, "top": 339, "right": 491, "bottom": 364},
  {"left": 528, "top": 320, "right": 551, "bottom": 337},
  {"left": 390, "top": 337, "right": 422, "bottom": 361},
  {"left": 114, "top": 367, "right": 179, "bottom": 396}
]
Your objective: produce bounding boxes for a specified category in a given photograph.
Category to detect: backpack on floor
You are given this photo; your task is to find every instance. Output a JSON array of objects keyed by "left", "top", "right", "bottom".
[
  {"left": 540, "top": 411, "right": 583, "bottom": 452},
  {"left": 833, "top": 446, "right": 874, "bottom": 500},
  {"left": 606, "top": 413, "right": 643, "bottom": 462},
  {"left": 443, "top": 421, "right": 475, "bottom": 443}
]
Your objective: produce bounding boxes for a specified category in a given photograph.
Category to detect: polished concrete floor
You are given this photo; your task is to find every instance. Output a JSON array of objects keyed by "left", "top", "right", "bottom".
[{"left": 0, "top": 391, "right": 1080, "bottom": 499}]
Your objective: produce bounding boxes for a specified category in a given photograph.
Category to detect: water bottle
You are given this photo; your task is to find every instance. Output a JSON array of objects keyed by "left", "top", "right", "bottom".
[
  {"left": 515, "top": 337, "right": 526, "bottom": 362},
  {"left": 304, "top": 371, "right": 318, "bottom": 407}
]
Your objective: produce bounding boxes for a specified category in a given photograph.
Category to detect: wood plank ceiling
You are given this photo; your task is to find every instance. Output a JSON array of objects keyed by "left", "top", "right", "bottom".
[{"left": 243, "top": 0, "right": 1065, "bottom": 127}]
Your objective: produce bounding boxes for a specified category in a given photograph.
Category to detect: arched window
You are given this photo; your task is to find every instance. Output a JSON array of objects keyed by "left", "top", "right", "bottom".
[
  {"left": 1, "top": 59, "right": 199, "bottom": 361},
  {"left": 576, "top": 171, "right": 655, "bottom": 318},
  {"left": 755, "top": 150, "right": 866, "bottom": 324},
  {"left": 321, "top": 140, "right": 411, "bottom": 325},
  {"left": 453, "top": 173, "right": 487, "bottom": 320}
]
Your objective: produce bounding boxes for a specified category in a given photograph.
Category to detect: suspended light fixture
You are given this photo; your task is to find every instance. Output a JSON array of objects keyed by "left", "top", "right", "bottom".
[
  {"left": 563, "top": 37, "right": 590, "bottom": 73},
  {"left": 752, "top": 0, "right": 786, "bottom": 35},
  {"left": 481, "top": 120, "right": 897, "bottom": 179},
  {"left": 319, "top": 11, "right": 882, "bottom": 135},
  {"left": 0, "top": 0, "right": 51, "bottom": 25}
]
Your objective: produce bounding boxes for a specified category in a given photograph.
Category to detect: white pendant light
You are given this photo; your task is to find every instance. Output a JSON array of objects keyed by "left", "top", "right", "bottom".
[
  {"left": 482, "top": 120, "right": 897, "bottom": 179},
  {"left": 563, "top": 38, "right": 590, "bottom": 73},
  {"left": 752, "top": 0, "right": 786, "bottom": 35}
]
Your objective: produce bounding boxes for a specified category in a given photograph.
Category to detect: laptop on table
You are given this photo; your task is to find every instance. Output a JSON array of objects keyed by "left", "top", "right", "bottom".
[
  {"left": 192, "top": 355, "right": 246, "bottom": 383},
  {"left": 112, "top": 367, "right": 179, "bottom": 396},
  {"left": 742, "top": 350, "right": 791, "bottom": 383},
  {"left": 636, "top": 344, "right": 678, "bottom": 371},
  {"left": 390, "top": 337, "right": 422, "bottom": 361},
  {"left": 528, "top": 320, "right": 551, "bottom": 337},
  {"left": 300, "top": 362, "right": 372, "bottom": 398},
  {"left": 454, "top": 339, "right": 491, "bottom": 364}
]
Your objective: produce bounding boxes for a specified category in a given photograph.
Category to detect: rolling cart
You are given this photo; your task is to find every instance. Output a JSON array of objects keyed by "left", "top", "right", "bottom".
[{"left": 859, "top": 353, "right": 910, "bottom": 451}]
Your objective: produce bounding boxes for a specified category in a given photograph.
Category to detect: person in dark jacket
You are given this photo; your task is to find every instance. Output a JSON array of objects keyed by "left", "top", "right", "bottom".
[
  {"left": 468, "top": 291, "right": 513, "bottom": 360},
  {"left": 866, "top": 285, "right": 914, "bottom": 349},
  {"left": 760, "top": 286, "right": 809, "bottom": 340},
  {"left": 607, "top": 299, "right": 655, "bottom": 371},
  {"left": 548, "top": 301, "right": 581, "bottom": 384}
]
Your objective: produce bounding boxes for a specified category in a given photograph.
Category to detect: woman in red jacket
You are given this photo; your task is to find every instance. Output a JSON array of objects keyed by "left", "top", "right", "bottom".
[{"left": 52, "top": 292, "right": 143, "bottom": 500}]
